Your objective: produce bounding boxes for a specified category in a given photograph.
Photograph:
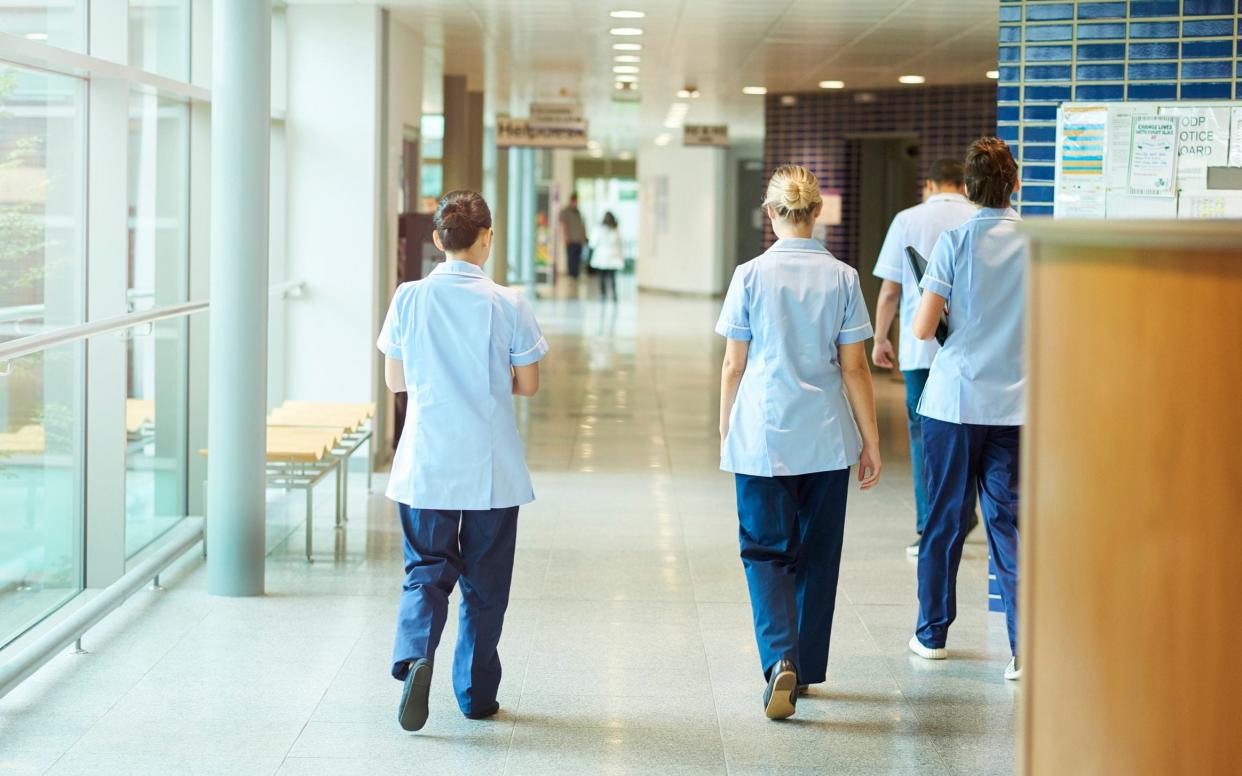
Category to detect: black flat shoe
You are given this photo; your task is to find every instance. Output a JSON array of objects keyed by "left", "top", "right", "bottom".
[
  {"left": 465, "top": 701, "right": 500, "bottom": 720},
  {"left": 398, "top": 658, "right": 433, "bottom": 732},
  {"left": 763, "top": 659, "right": 798, "bottom": 720}
]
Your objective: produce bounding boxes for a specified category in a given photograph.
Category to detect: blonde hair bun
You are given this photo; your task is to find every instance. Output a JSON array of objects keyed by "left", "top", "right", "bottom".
[{"left": 764, "top": 165, "right": 822, "bottom": 224}]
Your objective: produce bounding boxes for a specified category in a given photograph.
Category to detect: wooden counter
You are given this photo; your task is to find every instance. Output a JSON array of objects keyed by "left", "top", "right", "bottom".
[{"left": 1020, "top": 220, "right": 1242, "bottom": 775}]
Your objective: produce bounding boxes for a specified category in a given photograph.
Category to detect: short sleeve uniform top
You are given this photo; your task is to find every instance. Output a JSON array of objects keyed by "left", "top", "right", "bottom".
[
  {"left": 377, "top": 260, "right": 549, "bottom": 510},
  {"left": 917, "top": 208, "right": 1027, "bottom": 427},
  {"left": 716, "top": 238, "right": 874, "bottom": 477}
]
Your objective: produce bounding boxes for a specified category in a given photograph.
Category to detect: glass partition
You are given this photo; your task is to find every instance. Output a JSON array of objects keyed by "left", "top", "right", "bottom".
[
  {"left": 124, "top": 90, "right": 189, "bottom": 558},
  {"left": 129, "top": 0, "right": 191, "bottom": 81},
  {"left": 0, "top": 1, "right": 87, "bottom": 54},
  {"left": 0, "top": 64, "right": 86, "bottom": 648}
]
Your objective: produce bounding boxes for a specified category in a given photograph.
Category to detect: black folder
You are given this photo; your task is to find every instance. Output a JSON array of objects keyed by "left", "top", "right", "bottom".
[{"left": 905, "top": 246, "right": 950, "bottom": 346}]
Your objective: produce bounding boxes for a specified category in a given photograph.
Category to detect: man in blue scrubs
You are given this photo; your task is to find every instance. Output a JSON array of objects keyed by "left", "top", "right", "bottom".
[
  {"left": 907, "top": 138, "right": 1026, "bottom": 681},
  {"left": 872, "top": 159, "right": 977, "bottom": 555}
]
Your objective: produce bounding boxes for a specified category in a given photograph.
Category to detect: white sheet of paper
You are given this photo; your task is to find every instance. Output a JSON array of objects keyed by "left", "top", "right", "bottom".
[
  {"left": 1106, "top": 191, "right": 1178, "bottom": 219},
  {"left": 1178, "top": 191, "right": 1242, "bottom": 219},
  {"left": 1128, "top": 116, "right": 1178, "bottom": 197},
  {"left": 1231, "top": 107, "right": 1242, "bottom": 167},
  {"left": 1106, "top": 105, "right": 1136, "bottom": 188}
]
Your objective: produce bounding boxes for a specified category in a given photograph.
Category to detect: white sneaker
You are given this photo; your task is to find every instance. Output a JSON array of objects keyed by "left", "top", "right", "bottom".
[
  {"left": 1004, "top": 656, "right": 1021, "bottom": 681},
  {"left": 905, "top": 540, "right": 920, "bottom": 558},
  {"left": 908, "top": 635, "right": 947, "bottom": 660}
]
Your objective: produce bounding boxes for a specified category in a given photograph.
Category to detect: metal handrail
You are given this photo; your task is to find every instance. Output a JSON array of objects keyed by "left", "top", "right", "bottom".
[
  {"left": 0, "top": 518, "right": 204, "bottom": 699},
  {"left": 0, "top": 280, "right": 306, "bottom": 328},
  {"left": 0, "top": 300, "right": 209, "bottom": 364}
]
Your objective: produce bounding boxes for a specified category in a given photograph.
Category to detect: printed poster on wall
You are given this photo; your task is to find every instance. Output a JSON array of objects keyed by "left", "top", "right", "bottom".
[
  {"left": 1106, "top": 104, "right": 1137, "bottom": 188},
  {"left": 1178, "top": 191, "right": 1242, "bottom": 219},
  {"left": 1127, "top": 116, "right": 1178, "bottom": 197},
  {"left": 1159, "top": 106, "right": 1231, "bottom": 191},
  {"left": 1231, "top": 107, "right": 1242, "bottom": 167},
  {"left": 1054, "top": 104, "right": 1108, "bottom": 218}
]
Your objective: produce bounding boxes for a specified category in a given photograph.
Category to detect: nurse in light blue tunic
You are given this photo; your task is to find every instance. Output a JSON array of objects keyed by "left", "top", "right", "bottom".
[
  {"left": 907, "top": 138, "right": 1026, "bottom": 682},
  {"left": 717, "top": 165, "right": 882, "bottom": 721},
  {"left": 378, "top": 191, "right": 548, "bottom": 732}
]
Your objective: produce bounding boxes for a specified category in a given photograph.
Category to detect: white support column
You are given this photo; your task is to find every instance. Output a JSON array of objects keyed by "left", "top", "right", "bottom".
[{"left": 206, "top": 0, "right": 270, "bottom": 596}]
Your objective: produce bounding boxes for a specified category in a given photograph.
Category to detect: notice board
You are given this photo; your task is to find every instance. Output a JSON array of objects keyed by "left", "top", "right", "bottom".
[{"left": 1053, "top": 100, "right": 1242, "bottom": 220}]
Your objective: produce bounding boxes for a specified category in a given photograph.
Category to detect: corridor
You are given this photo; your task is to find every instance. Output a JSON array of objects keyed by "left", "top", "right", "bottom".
[{"left": 0, "top": 291, "right": 1016, "bottom": 776}]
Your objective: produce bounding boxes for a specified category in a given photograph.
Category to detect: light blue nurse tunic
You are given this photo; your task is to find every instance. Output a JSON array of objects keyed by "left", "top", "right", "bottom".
[
  {"left": 716, "top": 238, "right": 874, "bottom": 477},
  {"left": 377, "top": 260, "right": 549, "bottom": 510},
  {"left": 917, "top": 207, "right": 1027, "bottom": 427}
]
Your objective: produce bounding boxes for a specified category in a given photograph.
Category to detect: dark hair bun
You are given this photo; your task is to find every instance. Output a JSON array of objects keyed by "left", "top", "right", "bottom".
[{"left": 434, "top": 191, "right": 492, "bottom": 252}]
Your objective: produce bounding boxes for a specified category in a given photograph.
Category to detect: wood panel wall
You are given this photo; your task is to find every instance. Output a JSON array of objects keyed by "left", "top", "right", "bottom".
[{"left": 1021, "top": 224, "right": 1242, "bottom": 775}]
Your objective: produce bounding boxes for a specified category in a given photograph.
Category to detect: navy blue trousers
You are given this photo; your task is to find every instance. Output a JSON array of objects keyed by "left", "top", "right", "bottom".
[
  {"left": 735, "top": 469, "right": 849, "bottom": 684},
  {"left": 391, "top": 504, "right": 518, "bottom": 715},
  {"left": 916, "top": 418, "right": 1020, "bottom": 654},
  {"left": 902, "top": 369, "right": 932, "bottom": 534}
]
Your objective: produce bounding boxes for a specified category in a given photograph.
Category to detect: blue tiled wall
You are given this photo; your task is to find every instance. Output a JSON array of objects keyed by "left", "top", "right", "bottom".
[
  {"left": 763, "top": 86, "right": 997, "bottom": 264},
  {"left": 1001, "top": 0, "right": 1242, "bottom": 215}
]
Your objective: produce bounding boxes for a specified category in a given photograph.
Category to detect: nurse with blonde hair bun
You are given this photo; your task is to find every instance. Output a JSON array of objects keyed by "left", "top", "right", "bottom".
[{"left": 717, "top": 165, "right": 882, "bottom": 721}]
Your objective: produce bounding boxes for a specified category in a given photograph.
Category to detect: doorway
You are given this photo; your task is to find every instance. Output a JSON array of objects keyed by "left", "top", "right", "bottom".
[{"left": 852, "top": 136, "right": 920, "bottom": 348}]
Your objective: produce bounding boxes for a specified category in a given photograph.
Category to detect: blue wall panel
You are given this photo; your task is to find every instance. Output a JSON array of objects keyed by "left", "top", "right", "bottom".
[{"left": 999, "top": 0, "right": 1241, "bottom": 213}]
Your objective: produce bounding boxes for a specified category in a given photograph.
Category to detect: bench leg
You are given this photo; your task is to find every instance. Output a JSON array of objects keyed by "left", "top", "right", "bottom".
[
  {"left": 340, "top": 454, "right": 350, "bottom": 525},
  {"left": 334, "top": 460, "right": 343, "bottom": 528},
  {"left": 305, "top": 485, "right": 314, "bottom": 564}
]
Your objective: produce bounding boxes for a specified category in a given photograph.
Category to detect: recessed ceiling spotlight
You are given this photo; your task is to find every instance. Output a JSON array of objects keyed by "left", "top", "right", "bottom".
[
  {"left": 986, "top": 70, "right": 1000, "bottom": 80},
  {"left": 677, "top": 88, "right": 702, "bottom": 99},
  {"left": 818, "top": 80, "right": 845, "bottom": 89},
  {"left": 654, "top": 133, "right": 672, "bottom": 146},
  {"left": 613, "top": 42, "right": 642, "bottom": 51},
  {"left": 742, "top": 86, "right": 768, "bottom": 95},
  {"left": 615, "top": 55, "right": 641, "bottom": 63},
  {"left": 610, "top": 10, "right": 646, "bottom": 19},
  {"left": 613, "top": 65, "right": 640, "bottom": 74},
  {"left": 898, "top": 74, "right": 926, "bottom": 84},
  {"left": 780, "top": 95, "right": 798, "bottom": 106},
  {"left": 609, "top": 27, "right": 643, "bottom": 36}
]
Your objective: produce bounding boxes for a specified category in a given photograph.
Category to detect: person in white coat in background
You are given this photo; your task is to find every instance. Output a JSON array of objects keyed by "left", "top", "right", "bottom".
[{"left": 589, "top": 211, "right": 624, "bottom": 301}]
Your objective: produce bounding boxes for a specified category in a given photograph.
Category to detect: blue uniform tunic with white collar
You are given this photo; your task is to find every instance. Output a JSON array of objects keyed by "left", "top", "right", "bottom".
[
  {"left": 917, "top": 207, "right": 1028, "bottom": 427},
  {"left": 377, "top": 260, "right": 548, "bottom": 510},
  {"left": 716, "top": 238, "right": 874, "bottom": 477}
]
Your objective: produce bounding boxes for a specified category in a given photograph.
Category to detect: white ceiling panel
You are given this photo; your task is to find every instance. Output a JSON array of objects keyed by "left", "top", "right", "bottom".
[{"left": 291, "top": 0, "right": 999, "bottom": 152}]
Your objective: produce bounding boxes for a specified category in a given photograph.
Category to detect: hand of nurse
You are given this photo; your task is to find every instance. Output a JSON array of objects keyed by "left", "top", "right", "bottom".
[
  {"left": 871, "top": 338, "right": 896, "bottom": 369},
  {"left": 858, "top": 445, "right": 882, "bottom": 491}
]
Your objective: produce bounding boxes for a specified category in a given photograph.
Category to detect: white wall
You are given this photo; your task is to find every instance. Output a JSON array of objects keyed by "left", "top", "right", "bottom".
[
  {"left": 636, "top": 144, "right": 728, "bottom": 296},
  {"left": 284, "top": 6, "right": 382, "bottom": 402},
  {"left": 375, "top": 17, "right": 424, "bottom": 459}
]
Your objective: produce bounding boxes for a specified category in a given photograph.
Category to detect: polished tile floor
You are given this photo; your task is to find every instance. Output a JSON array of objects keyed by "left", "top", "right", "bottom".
[{"left": 0, "top": 283, "right": 1017, "bottom": 775}]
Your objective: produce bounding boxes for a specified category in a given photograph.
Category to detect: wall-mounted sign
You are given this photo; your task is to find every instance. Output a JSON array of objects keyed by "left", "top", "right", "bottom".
[
  {"left": 497, "top": 117, "right": 589, "bottom": 149},
  {"left": 1159, "top": 105, "right": 1231, "bottom": 191},
  {"left": 529, "top": 102, "right": 585, "bottom": 129},
  {"left": 683, "top": 124, "right": 728, "bottom": 147}
]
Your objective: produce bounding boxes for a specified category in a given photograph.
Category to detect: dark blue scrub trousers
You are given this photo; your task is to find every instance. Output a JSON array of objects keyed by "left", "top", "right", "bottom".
[
  {"left": 902, "top": 369, "right": 932, "bottom": 534},
  {"left": 391, "top": 504, "right": 519, "bottom": 716},
  {"left": 735, "top": 469, "right": 850, "bottom": 684},
  {"left": 916, "top": 418, "right": 1020, "bottom": 655}
]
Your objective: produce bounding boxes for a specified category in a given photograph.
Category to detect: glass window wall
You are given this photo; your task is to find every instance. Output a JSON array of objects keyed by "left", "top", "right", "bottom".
[
  {"left": 0, "top": 63, "right": 87, "bottom": 648},
  {"left": 124, "top": 90, "right": 189, "bottom": 558}
]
